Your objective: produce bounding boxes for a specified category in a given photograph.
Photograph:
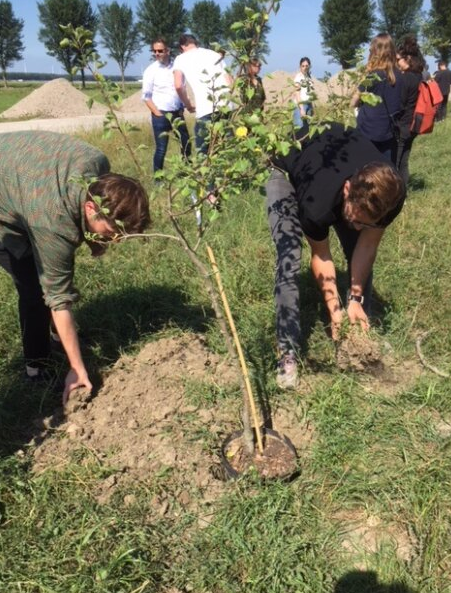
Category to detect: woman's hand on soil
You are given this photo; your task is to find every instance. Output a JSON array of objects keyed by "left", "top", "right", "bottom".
[
  {"left": 347, "top": 301, "right": 369, "bottom": 331},
  {"left": 63, "top": 368, "right": 92, "bottom": 406}
]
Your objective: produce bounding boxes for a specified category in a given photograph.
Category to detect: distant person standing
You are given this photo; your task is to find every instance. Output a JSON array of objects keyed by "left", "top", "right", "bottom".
[
  {"left": 434, "top": 61, "right": 451, "bottom": 122},
  {"left": 142, "top": 37, "right": 191, "bottom": 172},
  {"left": 395, "top": 37, "right": 425, "bottom": 184},
  {"left": 173, "top": 34, "right": 232, "bottom": 153},
  {"left": 293, "top": 57, "right": 314, "bottom": 128},
  {"left": 241, "top": 58, "right": 266, "bottom": 113},
  {"left": 351, "top": 33, "right": 403, "bottom": 162}
]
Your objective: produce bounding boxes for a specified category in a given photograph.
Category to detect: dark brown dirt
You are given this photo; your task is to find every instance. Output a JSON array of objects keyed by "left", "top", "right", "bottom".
[
  {"left": 336, "top": 329, "right": 383, "bottom": 373},
  {"left": 30, "top": 335, "right": 304, "bottom": 506},
  {"left": 224, "top": 432, "right": 297, "bottom": 479}
]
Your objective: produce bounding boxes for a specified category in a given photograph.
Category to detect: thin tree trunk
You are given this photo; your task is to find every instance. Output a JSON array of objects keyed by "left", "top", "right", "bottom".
[
  {"left": 121, "top": 68, "right": 125, "bottom": 93},
  {"left": 2, "top": 68, "right": 7, "bottom": 88},
  {"left": 81, "top": 67, "right": 86, "bottom": 89}
]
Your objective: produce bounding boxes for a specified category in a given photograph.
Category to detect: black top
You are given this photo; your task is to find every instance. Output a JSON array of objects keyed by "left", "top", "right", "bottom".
[
  {"left": 434, "top": 68, "right": 451, "bottom": 96},
  {"left": 272, "top": 123, "right": 405, "bottom": 241},
  {"left": 356, "top": 69, "right": 403, "bottom": 142},
  {"left": 398, "top": 71, "right": 422, "bottom": 139}
]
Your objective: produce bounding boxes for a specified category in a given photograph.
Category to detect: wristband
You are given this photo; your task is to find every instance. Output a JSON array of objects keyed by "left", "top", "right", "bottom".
[{"left": 347, "top": 293, "right": 364, "bottom": 305}]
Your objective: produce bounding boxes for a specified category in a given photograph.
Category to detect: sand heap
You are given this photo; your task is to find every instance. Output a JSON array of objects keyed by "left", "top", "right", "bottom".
[
  {"left": 262, "top": 70, "right": 355, "bottom": 106},
  {"left": 119, "top": 90, "right": 148, "bottom": 114},
  {"left": 1, "top": 78, "right": 107, "bottom": 120}
]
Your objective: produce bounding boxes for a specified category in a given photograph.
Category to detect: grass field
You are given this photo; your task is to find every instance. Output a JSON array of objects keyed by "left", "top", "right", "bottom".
[
  {"left": 0, "top": 115, "right": 451, "bottom": 592},
  {"left": 0, "top": 82, "right": 40, "bottom": 113}
]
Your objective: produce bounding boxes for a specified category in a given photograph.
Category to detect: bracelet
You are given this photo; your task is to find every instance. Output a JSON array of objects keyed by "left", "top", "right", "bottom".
[{"left": 347, "top": 293, "right": 364, "bottom": 305}]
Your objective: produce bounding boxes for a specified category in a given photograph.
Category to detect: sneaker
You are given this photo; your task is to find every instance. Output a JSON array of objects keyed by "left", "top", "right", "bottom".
[{"left": 276, "top": 352, "right": 299, "bottom": 390}]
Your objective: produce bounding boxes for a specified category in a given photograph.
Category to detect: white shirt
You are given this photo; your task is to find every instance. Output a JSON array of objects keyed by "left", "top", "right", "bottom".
[
  {"left": 141, "top": 59, "right": 183, "bottom": 111},
  {"left": 294, "top": 71, "right": 314, "bottom": 103},
  {"left": 173, "top": 47, "right": 230, "bottom": 118}
]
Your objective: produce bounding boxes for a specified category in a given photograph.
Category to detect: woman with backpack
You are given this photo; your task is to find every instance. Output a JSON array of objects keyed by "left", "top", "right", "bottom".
[
  {"left": 351, "top": 33, "right": 403, "bottom": 163},
  {"left": 395, "top": 37, "right": 426, "bottom": 185}
]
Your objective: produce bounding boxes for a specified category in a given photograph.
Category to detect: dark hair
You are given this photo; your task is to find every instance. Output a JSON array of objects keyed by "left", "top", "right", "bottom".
[
  {"left": 438, "top": 60, "right": 447, "bottom": 68},
  {"left": 299, "top": 56, "right": 311, "bottom": 67},
  {"left": 397, "top": 36, "right": 425, "bottom": 74},
  {"left": 179, "top": 34, "right": 198, "bottom": 47},
  {"left": 87, "top": 173, "right": 151, "bottom": 234},
  {"left": 347, "top": 162, "right": 405, "bottom": 220},
  {"left": 152, "top": 37, "right": 167, "bottom": 48}
]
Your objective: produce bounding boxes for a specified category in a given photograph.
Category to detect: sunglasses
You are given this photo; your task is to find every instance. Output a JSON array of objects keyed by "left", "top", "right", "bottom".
[{"left": 153, "top": 49, "right": 166, "bottom": 54}]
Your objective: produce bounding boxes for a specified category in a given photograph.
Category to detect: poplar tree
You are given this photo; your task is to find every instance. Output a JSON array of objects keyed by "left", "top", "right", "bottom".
[
  {"left": 189, "top": 0, "right": 223, "bottom": 47},
  {"left": 98, "top": 2, "right": 143, "bottom": 89},
  {"left": 423, "top": 0, "right": 451, "bottom": 62},
  {"left": 0, "top": 0, "right": 24, "bottom": 87},
  {"left": 222, "top": 0, "right": 270, "bottom": 58},
  {"left": 377, "top": 0, "right": 423, "bottom": 42},
  {"left": 38, "top": 0, "right": 97, "bottom": 86},
  {"left": 136, "top": 0, "right": 187, "bottom": 50},
  {"left": 319, "top": 0, "right": 374, "bottom": 69}
]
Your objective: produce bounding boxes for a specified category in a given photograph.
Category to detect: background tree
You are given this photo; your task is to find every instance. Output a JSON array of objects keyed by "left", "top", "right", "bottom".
[
  {"left": 38, "top": 0, "right": 97, "bottom": 87},
  {"left": 136, "top": 0, "right": 187, "bottom": 51},
  {"left": 98, "top": 2, "right": 143, "bottom": 90},
  {"left": 189, "top": 0, "right": 223, "bottom": 47},
  {"left": 423, "top": 0, "right": 451, "bottom": 63},
  {"left": 319, "top": 0, "right": 374, "bottom": 69},
  {"left": 0, "top": 1, "right": 24, "bottom": 87},
  {"left": 222, "top": 0, "right": 271, "bottom": 59},
  {"left": 377, "top": 0, "right": 423, "bottom": 43}
]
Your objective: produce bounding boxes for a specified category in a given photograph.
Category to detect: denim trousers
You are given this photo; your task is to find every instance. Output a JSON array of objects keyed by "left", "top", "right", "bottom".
[
  {"left": 0, "top": 248, "right": 51, "bottom": 365},
  {"left": 194, "top": 114, "right": 213, "bottom": 154},
  {"left": 266, "top": 169, "right": 373, "bottom": 353},
  {"left": 151, "top": 110, "right": 191, "bottom": 171},
  {"left": 293, "top": 102, "right": 313, "bottom": 128}
]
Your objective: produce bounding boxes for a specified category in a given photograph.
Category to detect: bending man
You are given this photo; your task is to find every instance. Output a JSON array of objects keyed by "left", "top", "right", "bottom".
[
  {"left": 0, "top": 131, "right": 150, "bottom": 403},
  {"left": 267, "top": 123, "right": 405, "bottom": 389}
]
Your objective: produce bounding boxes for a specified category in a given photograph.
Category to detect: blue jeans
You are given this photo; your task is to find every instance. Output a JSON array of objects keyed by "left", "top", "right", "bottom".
[
  {"left": 151, "top": 110, "right": 191, "bottom": 171},
  {"left": 293, "top": 102, "right": 313, "bottom": 128},
  {"left": 266, "top": 169, "right": 372, "bottom": 353},
  {"left": 194, "top": 114, "right": 213, "bottom": 155}
]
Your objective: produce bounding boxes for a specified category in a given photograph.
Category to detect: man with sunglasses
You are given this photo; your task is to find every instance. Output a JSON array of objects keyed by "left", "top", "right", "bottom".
[
  {"left": 142, "top": 38, "right": 191, "bottom": 171},
  {"left": 0, "top": 131, "right": 150, "bottom": 403},
  {"left": 266, "top": 123, "right": 405, "bottom": 389}
]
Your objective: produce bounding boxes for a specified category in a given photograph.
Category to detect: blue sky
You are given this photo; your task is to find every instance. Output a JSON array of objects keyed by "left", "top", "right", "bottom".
[{"left": 12, "top": 0, "right": 433, "bottom": 77}]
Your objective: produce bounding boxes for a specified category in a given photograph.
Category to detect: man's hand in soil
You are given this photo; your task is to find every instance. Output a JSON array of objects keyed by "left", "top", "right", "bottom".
[
  {"left": 63, "top": 368, "right": 92, "bottom": 406},
  {"left": 347, "top": 300, "right": 369, "bottom": 331},
  {"left": 330, "top": 307, "right": 344, "bottom": 341}
]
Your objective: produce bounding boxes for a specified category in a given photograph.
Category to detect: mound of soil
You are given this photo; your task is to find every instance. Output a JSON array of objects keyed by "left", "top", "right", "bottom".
[
  {"left": 1, "top": 78, "right": 107, "bottom": 120},
  {"left": 336, "top": 329, "right": 382, "bottom": 373},
  {"left": 224, "top": 430, "right": 297, "bottom": 479},
  {"left": 263, "top": 71, "right": 329, "bottom": 106},
  {"left": 119, "top": 90, "right": 148, "bottom": 113}
]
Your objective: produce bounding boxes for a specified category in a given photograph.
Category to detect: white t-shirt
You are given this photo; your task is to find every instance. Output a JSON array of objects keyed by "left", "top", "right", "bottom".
[
  {"left": 141, "top": 59, "right": 183, "bottom": 112},
  {"left": 173, "top": 47, "right": 230, "bottom": 118},
  {"left": 294, "top": 71, "right": 314, "bottom": 104}
]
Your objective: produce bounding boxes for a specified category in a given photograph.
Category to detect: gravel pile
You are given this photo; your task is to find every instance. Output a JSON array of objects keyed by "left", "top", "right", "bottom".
[{"left": 1, "top": 78, "right": 107, "bottom": 120}]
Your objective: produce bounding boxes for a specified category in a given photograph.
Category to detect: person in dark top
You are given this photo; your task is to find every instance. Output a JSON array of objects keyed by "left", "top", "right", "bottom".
[
  {"left": 351, "top": 33, "right": 403, "bottom": 163},
  {"left": 240, "top": 58, "right": 266, "bottom": 113},
  {"left": 434, "top": 61, "right": 451, "bottom": 121},
  {"left": 267, "top": 123, "right": 406, "bottom": 389},
  {"left": 395, "top": 37, "right": 425, "bottom": 184}
]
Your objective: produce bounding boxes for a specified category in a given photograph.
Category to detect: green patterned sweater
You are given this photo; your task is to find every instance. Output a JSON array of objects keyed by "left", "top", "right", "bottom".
[{"left": 0, "top": 131, "right": 110, "bottom": 310}]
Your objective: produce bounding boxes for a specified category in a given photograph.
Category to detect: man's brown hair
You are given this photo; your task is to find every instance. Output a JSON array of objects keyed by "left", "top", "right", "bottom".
[
  {"left": 347, "top": 162, "right": 405, "bottom": 221},
  {"left": 87, "top": 173, "right": 150, "bottom": 234}
]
